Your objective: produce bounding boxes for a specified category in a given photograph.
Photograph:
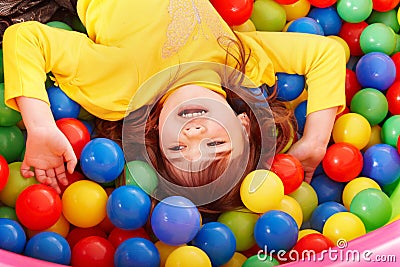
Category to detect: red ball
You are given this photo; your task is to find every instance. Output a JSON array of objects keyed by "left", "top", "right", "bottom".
[
  {"left": 386, "top": 81, "right": 400, "bottom": 115},
  {"left": 339, "top": 21, "right": 368, "bottom": 56},
  {"left": 397, "top": 136, "right": 400, "bottom": 154},
  {"left": 59, "top": 170, "right": 84, "bottom": 196},
  {"left": 345, "top": 69, "right": 362, "bottom": 107},
  {"left": 108, "top": 227, "right": 150, "bottom": 248},
  {"left": 97, "top": 214, "right": 116, "bottom": 235},
  {"left": 56, "top": 118, "right": 91, "bottom": 159},
  {"left": 307, "top": 0, "right": 337, "bottom": 8},
  {"left": 274, "top": 0, "right": 299, "bottom": 4},
  {"left": 0, "top": 154, "right": 9, "bottom": 191},
  {"left": 322, "top": 142, "right": 363, "bottom": 182},
  {"left": 15, "top": 184, "right": 62, "bottom": 231},
  {"left": 270, "top": 154, "right": 304, "bottom": 194},
  {"left": 290, "top": 233, "right": 334, "bottom": 261},
  {"left": 71, "top": 236, "right": 115, "bottom": 267},
  {"left": 372, "top": 0, "right": 400, "bottom": 12},
  {"left": 210, "top": 0, "right": 254, "bottom": 26},
  {"left": 391, "top": 52, "right": 400, "bottom": 81},
  {"left": 67, "top": 226, "right": 108, "bottom": 249}
]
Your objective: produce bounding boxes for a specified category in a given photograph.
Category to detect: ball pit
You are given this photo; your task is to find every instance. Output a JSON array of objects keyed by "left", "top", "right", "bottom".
[{"left": 1, "top": 0, "right": 400, "bottom": 266}]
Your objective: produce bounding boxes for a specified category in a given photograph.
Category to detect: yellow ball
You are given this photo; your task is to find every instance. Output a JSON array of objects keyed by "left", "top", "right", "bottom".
[
  {"left": 342, "top": 177, "right": 381, "bottom": 210},
  {"left": 231, "top": 20, "right": 256, "bottom": 32},
  {"left": 165, "top": 246, "right": 211, "bottom": 267},
  {"left": 322, "top": 212, "right": 366, "bottom": 245},
  {"left": 62, "top": 180, "right": 108, "bottom": 228},
  {"left": 155, "top": 241, "right": 184, "bottom": 267},
  {"left": 289, "top": 182, "right": 318, "bottom": 222},
  {"left": 280, "top": 0, "right": 311, "bottom": 21},
  {"left": 332, "top": 113, "right": 371, "bottom": 150},
  {"left": 362, "top": 125, "right": 382, "bottom": 152},
  {"left": 221, "top": 252, "right": 247, "bottom": 267},
  {"left": 277, "top": 195, "right": 303, "bottom": 228},
  {"left": 327, "top": 35, "right": 350, "bottom": 63},
  {"left": 27, "top": 214, "right": 70, "bottom": 239},
  {"left": 298, "top": 229, "right": 320, "bottom": 241},
  {"left": 240, "top": 170, "right": 284, "bottom": 213}
]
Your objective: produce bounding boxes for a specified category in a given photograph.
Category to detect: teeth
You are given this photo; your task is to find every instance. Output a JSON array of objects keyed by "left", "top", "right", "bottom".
[{"left": 181, "top": 110, "right": 206, "bottom": 118}]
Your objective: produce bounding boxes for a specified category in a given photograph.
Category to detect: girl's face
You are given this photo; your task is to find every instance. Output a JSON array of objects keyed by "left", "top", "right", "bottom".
[{"left": 159, "top": 84, "right": 250, "bottom": 173}]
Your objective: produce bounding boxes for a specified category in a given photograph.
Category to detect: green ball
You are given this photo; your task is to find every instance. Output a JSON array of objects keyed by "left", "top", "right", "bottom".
[
  {"left": 123, "top": 160, "right": 158, "bottom": 194},
  {"left": 381, "top": 115, "right": 400, "bottom": 147},
  {"left": 360, "top": 23, "right": 396, "bottom": 55},
  {"left": 0, "top": 206, "right": 18, "bottom": 221},
  {"left": 337, "top": 0, "right": 373, "bottom": 23},
  {"left": 392, "top": 34, "right": 400, "bottom": 55},
  {"left": 0, "top": 83, "right": 22, "bottom": 126},
  {"left": 350, "top": 188, "right": 392, "bottom": 231},
  {"left": 242, "top": 255, "right": 280, "bottom": 267},
  {"left": 350, "top": 88, "right": 388, "bottom": 126},
  {"left": 367, "top": 10, "right": 399, "bottom": 33},
  {"left": 46, "top": 21, "right": 73, "bottom": 31},
  {"left": 250, "top": 0, "right": 286, "bottom": 32},
  {"left": 0, "top": 126, "right": 25, "bottom": 162},
  {"left": 217, "top": 209, "right": 259, "bottom": 251}
]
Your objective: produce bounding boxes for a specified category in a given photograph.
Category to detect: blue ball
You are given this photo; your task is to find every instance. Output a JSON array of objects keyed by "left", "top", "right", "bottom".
[
  {"left": 310, "top": 173, "right": 346, "bottom": 204},
  {"left": 276, "top": 73, "right": 305, "bottom": 102},
  {"left": 192, "top": 222, "right": 236, "bottom": 266},
  {"left": 114, "top": 237, "right": 160, "bottom": 267},
  {"left": 362, "top": 144, "right": 400, "bottom": 186},
  {"left": 47, "top": 86, "right": 80, "bottom": 120},
  {"left": 151, "top": 196, "right": 201, "bottom": 245},
  {"left": 308, "top": 7, "right": 342, "bottom": 36},
  {"left": 0, "top": 218, "right": 26, "bottom": 253},
  {"left": 287, "top": 17, "right": 325, "bottom": 35},
  {"left": 80, "top": 138, "right": 125, "bottom": 183},
  {"left": 106, "top": 185, "right": 151, "bottom": 230},
  {"left": 294, "top": 100, "right": 307, "bottom": 134},
  {"left": 309, "top": 202, "right": 347, "bottom": 232},
  {"left": 254, "top": 210, "right": 298, "bottom": 252},
  {"left": 355, "top": 52, "right": 396, "bottom": 91},
  {"left": 24, "top": 232, "right": 71, "bottom": 265}
]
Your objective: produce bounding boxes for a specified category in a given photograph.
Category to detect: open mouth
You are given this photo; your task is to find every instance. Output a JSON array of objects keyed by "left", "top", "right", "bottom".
[{"left": 178, "top": 108, "right": 207, "bottom": 118}]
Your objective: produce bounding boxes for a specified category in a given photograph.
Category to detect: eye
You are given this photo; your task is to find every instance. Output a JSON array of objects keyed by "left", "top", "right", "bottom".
[
  {"left": 207, "top": 141, "right": 225, "bottom": 147},
  {"left": 168, "top": 145, "right": 186, "bottom": 151}
]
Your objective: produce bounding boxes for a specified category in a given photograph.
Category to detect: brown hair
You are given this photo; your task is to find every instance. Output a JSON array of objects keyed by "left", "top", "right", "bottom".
[{"left": 95, "top": 34, "right": 297, "bottom": 213}]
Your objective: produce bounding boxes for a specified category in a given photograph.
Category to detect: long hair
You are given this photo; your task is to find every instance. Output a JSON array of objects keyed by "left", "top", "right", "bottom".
[{"left": 95, "top": 33, "right": 297, "bottom": 213}]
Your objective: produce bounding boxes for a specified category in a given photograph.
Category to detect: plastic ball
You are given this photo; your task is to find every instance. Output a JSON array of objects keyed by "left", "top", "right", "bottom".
[
  {"left": 165, "top": 246, "right": 211, "bottom": 267},
  {"left": 192, "top": 222, "right": 236, "bottom": 266},
  {"left": 15, "top": 184, "right": 62, "bottom": 231},
  {"left": 270, "top": 153, "right": 304, "bottom": 194},
  {"left": 0, "top": 206, "right": 17, "bottom": 220},
  {"left": 59, "top": 170, "right": 84, "bottom": 196},
  {"left": 350, "top": 188, "right": 392, "bottom": 231},
  {"left": 386, "top": 81, "right": 400, "bottom": 115},
  {"left": 339, "top": 21, "right": 368, "bottom": 56},
  {"left": 336, "top": 0, "right": 373, "bottom": 23},
  {"left": 47, "top": 21, "right": 73, "bottom": 30},
  {"left": 298, "top": 229, "right": 320, "bottom": 240},
  {"left": 373, "top": 0, "right": 400, "bottom": 12},
  {"left": 123, "top": 160, "right": 158, "bottom": 194},
  {"left": 362, "top": 144, "right": 400, "bottom": 186},
  {"left": 356, "top": 52, "right": 396, "bottom": 91},
  {"left": 62, "top": 180, "right": 108, "bottom": 228},
  {"left": 221, "top": 252, "right": 248, "bottom": 267},
  {"left": 289, "top": 182, "right": 319, "bottom": 222},
  {"left": 290, "top": 233, "right": 334, "bottom": 261},
  {"left": 0, "top": 154, "right": 9, "bottom": 191},
  {"left": 0, "top": 126, "right": 25, "bottom": 162},
  {"left": 80, "top": 138, "right": 125, "bottom": 183},
  {"left": 24, "top": 231, "right": 71, "bottom": 265},
  {"left": 350, "top": 88, "right": 388, "bottom": 126},
  {"left": 332, "top": 113, "right": 371, "bottom": 150},
  {"left": 0, "top": 218, "right": 26, "bottom": 253},
  {"left": 367, "top": 9, "right": 400, "bottom": 33},
  {"left": 29, "top": 214, "right": 71, "bottom": 238},
  {"left": 277, "top": 195, "right": 303, "bottom": 228},
  {"left": 254, "top": 210, "right": 298, "bottom": 252},
  {"left": 210, "top": 0, "right": 254, "bottom": 26},
  {"left": 381, "top": 115, "right": 400, "bottom": 147},
  {"left": 360, "top": 23, "right": 396, "bottom": 55},
  {"left": 56, "top": 118, "right": 91, "bottom": 159},
  {"left": 345, "top": 69, "right": 362, "bottom": 106},
  {"left": 106, "top": 185, "right": 151, "bottom": 230},
  {"left": 71, "top": 236, "right": 115, "bottom": 267},
  {"left": 151, "top": 196, "right": 201, "bottom": 245},
  {"left": 294, "top": 100, "right": 307, "bottom": 134},
  {"left": 274, "top": 0, "right": 299, "bottom": 4},
  {"left": 275, "top": 72, "right": 305, "bottom": 102},
  {"left": 0, "top": 83, "right": 21, "bottom": 126},
  {"left": 217, "top": 209, "right": 259, "bottom": 251},
  {"left": 287, "top": 17, "right": 324, "bottom": 35},
  {"left": 310, "top": 173, "right": 346, "bottom": 203},
  {"left": 66, "top": 226, "right": 107, "bottom": 249},
  {"left": 0, "top": 162, "right": 38, "bottom": 207},
  {"left": 115, "top": 237, "right": 160, "bottom": 267},
  {"left": 309, "top": 202, "right": 347, "bottom": 232},
  {"left": 322, "top": 212, "right": 366, "bottom": 245},
  {"left": 322, "top": 142, "right": 364, "bottom": 182},
  {"left": 242, "top": 254, "right": 279, "bottom": 267},
  {"left": 281, "top": 0, "right": 311, "bottom": 22},
  {"left": 47, "top": 86, "right": 80, "bottom": 120},
  {"left": 240, "top": 169, "right": 284, "bottom": 213},
  {"left": 307, "top": 0, "right": 337, "bottom": 8},
  {"left": 108, "top": 227, "right": 149, "bottom": 248},
  {"left": 155, "top": 241, "right": 184, "bottom": 267},
  {"left": 250, "top": 0, "right": 286, "bottom": 32},
  {"left": 342, "top": 177, "right": 381, "bottom": 210}
]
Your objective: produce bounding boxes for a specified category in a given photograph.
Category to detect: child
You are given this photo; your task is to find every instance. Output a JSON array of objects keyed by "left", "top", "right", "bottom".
[{"left": 2, "top": 0, "right": 345, "bottom": 211}]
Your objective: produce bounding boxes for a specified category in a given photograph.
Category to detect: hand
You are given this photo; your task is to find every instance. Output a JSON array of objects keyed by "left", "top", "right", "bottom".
[{"left": 21, "top": 125, "right": 77, "bottom": 193}]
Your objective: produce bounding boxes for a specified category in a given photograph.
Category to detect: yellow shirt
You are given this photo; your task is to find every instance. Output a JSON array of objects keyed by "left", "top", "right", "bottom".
[{"left": 3, "top": 0, "right": 345, "bottom": 121}]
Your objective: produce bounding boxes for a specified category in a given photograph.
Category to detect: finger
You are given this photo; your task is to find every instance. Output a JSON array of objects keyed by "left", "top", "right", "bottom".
[
  {"left": 35, "top": 169, "right": 51, "bottom": 184},
  {"left": 63, "top": 148, "right": 77, "bottom": 174},
  {"left": 48, "top": 177, "right": 61, "bottom": 194},
  {"left": 304, "top": 171, "right": 314, "bottom": 184},
  {"left": 46, "top": 169, "right": 56, "bottom": 179},
  {"left": 20, "top": 161, "right": 34, "bottom": 178},
  {"left": 55, "top": 165, "right": 68, "bottom": 186}
]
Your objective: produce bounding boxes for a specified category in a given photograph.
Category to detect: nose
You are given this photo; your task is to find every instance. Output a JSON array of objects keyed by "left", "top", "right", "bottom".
[{"left": 183, "top": 125, "right": 206, "bottom": 137}]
